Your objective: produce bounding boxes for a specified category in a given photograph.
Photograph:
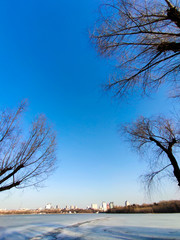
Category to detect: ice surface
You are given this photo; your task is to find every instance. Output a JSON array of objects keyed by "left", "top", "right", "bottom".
[{"left": 0, "top": 214, "right": 179, "bottom": 240}]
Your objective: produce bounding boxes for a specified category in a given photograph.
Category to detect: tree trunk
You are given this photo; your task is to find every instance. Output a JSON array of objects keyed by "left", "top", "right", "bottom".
[
  {"left": 150, "top": 136, "right": 180, "bottom": 186},
  {"left": 167, "top": 152, "right": 180, "bottom": 186}
]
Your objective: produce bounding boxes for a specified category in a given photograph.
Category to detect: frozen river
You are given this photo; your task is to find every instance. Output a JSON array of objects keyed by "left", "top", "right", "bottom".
[{"left": 0, "top": 213, "right": 179, "bottom": 239}]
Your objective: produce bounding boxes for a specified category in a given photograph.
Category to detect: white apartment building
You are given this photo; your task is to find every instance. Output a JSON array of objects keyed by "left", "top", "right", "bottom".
[
  {"left": 102, "top": 201, "right": 107, "bottom": 211},
  {"left": 45, "top": 203, "right": 52, "bottom": 209},
  {"left": 91, "top": 203, "right": 98, "bottom": 210},
  {"left": 109, "top": 202, "right": 114, "bottom": 209}
]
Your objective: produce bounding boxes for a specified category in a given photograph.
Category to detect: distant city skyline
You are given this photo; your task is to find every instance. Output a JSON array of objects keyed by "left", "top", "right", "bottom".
[
  {"left": 0, "top": 0, "right": 179, "bottom": 210},
  {"left": 0, "top": 201, "right": 114, "bottom": 211}
]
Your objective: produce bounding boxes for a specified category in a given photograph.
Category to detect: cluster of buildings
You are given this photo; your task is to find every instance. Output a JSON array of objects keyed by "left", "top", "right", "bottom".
[
  {"left": 44, "top": 202, "right": 114, "bottom": 212},
  {"left": 44, "top": 202, "right": 114, "bottom": 211},
  {"left": 44, "top": 201, "right": 130, "bottom": 212},
  {"left": 90, "top": 201, "right": 130, "bottom": 211},
  {"left": 90, "top": 201, "right": 114, "bottom": 211},
  {"left": 45, "top": 203, "right": 78, "bottom": 210}
]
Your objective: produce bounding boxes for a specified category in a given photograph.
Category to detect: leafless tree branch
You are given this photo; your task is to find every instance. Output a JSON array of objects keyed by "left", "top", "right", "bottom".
[
  {"left": 123, "top": 115, "right": 180, "bottom": 188},
  {"left": 0, "top": 101, "right": 57, "bottom": 192},
  {"left": 91, "top": 0, "right": 180, "bottom": 97}
]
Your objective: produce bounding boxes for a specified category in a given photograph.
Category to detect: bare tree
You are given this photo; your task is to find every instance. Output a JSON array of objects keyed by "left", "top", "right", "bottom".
[
  {"left": 123, "top": 115, "right": 180, "bottom": 189},
  {"left": 91, "top": 0, "right": 180, "bottom": 96},
  {"left": 0, "top": 101, "right": 56, "bottom": 192}
]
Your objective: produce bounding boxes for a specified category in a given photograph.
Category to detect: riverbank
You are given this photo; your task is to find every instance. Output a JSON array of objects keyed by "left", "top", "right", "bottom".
[
  {"left": 1, "top": 200, "right": 180, "bottom": 215},
  {"left": 0, "top": 208, "right": 97, "bottom": 215},
  {"left": 107, "top": 200, "right": 180, "bottom": 214}
]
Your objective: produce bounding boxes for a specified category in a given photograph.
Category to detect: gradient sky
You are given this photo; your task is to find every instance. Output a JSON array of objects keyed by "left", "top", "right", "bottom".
[{"left": 0, "top": 0, "right": 179, "bottom": 210}]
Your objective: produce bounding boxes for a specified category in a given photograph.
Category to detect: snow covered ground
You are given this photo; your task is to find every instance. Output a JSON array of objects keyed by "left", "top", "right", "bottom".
[{"left": 0, "top": 213, "right": 179, "bottom": 239}]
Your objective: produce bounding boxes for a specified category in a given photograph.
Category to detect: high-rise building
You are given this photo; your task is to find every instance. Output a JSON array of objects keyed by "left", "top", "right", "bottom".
[
  {"left": 45, "top": 203, "right": 52, "bottom": 209},
  {"left": 109, "top": 202, "right": 114, "bottom": 209},
  {"left": 125, "top": 201, "right": 130, "bottom": 206},
  {"left": 102, "top": 201, "right": 107, "bottom": 211},
  {"left": 91, "top": 204, "right": 98, "bottom": 210}
]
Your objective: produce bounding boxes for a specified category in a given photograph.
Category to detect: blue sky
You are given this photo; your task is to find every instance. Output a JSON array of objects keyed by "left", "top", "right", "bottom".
[{"left": 0, "top": 0, "right": 179, "bottom": 209}]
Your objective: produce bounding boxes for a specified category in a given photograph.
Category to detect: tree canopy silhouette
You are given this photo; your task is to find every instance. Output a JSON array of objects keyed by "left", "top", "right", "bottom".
[
  {"left": 0, "top": 101, "right": 56, "bottom": 192},
  {"left": 123, "top": 115, "right": 180, "bottom": 189},
  {"left": 91, "top": 0, "right": 180, "bottom": 97}
]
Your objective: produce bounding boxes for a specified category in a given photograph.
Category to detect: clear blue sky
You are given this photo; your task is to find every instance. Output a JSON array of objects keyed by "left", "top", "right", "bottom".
[{"left": 0, "top": 0, "right": 179, "bottom": 209}]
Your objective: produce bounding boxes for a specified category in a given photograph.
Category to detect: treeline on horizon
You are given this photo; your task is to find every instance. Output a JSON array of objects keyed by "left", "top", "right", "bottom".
[
  {"left": 0, "top": 208, "right": 96, "bottom": 215},
  {"left": 107, "top": 200, "right": 180, "bottom": 214},
  {"left": 1, "top": 200, "right": 180, "bottom": 215}
]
